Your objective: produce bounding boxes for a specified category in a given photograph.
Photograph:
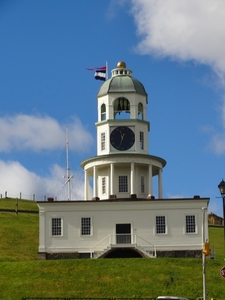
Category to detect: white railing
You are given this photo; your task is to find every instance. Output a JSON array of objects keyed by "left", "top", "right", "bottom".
[
  {"left": 135, "top": 235, "right": 156, "bottom": 257},
  {"left": 90, "top": 235, "right": 111, "bottom": 258},
  {"left": 90, "top": 234, "right": 156, "bottom": 258}
]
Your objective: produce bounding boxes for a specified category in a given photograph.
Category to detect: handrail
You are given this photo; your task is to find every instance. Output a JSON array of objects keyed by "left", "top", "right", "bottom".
[
  {"left": 135, "top": 235, "right": 156, "bottom": 256},
  {"left": 90, "top": 234, "right": 111, "bottom": 258},
  {"left": 90, "top": 234, "right": 156, "bottom": 258}
]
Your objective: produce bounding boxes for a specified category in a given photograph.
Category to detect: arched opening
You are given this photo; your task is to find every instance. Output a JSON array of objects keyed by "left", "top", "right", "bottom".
[
  {"left": 114, "top": 97, "right": 130, "bottom": 119},
  {"left": 101, "top": 104, "right": 106, "bottom": 121},
  {"left": 138, "top": 102, "right": 144, "bottom": 120},
  {"left": 103, "top": 248, "right": 143, "bottom": 258}
]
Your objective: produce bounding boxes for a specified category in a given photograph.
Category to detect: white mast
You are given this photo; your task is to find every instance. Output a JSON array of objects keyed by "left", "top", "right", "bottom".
[
  {"left": 63, "top": 125, "right": 74, "bottom": 200},
  {"left": 106, "top": 61, "right": 108, "bottom": 80}
]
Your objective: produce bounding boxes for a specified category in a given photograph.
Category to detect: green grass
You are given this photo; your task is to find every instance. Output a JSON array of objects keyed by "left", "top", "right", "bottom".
[
  {"left": 0, "top": 198, "right": 38, "bottom": 211},
  {"left": 0, "top": 198, "right": 225, "bottom": 300},
  {"left": 0, "top": 213, "right": 39, "bottom": 261}
]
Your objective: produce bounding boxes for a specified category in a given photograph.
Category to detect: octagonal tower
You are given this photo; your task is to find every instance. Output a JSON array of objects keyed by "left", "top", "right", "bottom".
[{"left": 81, "top": 62, "right": 166, "bottom": 200}]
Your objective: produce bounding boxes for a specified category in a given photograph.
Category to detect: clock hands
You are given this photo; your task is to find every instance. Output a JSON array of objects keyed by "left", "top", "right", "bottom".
[
  {"left": 120, "top": 130, "right": 125, "bottom": 140},
  {"left": 119, "top": 130, "right": 125, "bottom": 149},
  {"left": 110, "top": 126, "right": 135, "bottom": 151}
]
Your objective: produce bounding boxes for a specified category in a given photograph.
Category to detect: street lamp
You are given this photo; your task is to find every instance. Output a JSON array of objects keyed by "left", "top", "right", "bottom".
[
  {"left": 202, "top": 207, "right": 208, "bottom": 300},
  {"left": 218, "top": 179, "right": 225, "bottom": 246}
]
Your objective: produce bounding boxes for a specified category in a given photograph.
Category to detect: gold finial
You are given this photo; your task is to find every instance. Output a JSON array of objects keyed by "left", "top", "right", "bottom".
[{"left": 117, "top": 61, "right": 126, "bottom": 68}]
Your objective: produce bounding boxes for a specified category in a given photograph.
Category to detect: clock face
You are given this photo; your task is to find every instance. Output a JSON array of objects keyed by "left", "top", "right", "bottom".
[{"left": 110, "top": 126, "right": 135, "bottom": 151}]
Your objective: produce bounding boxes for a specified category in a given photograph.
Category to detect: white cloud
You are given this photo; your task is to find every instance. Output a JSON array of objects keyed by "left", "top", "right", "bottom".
[
  {"left": 208, "top": 133, "right": 225, "bottom": 155},
  {"left": 0, "top": 114, "right": 94, "bottom": 153},
  {"left": 0, "top": 114, "right": 92, "bottom": 200},
  {"left": 45, "top": 164, "right": 85, "bottom": 201},
  {"left": 0, "top": 160, "right": 84, "bottom": 201},
  {"left": 128, "top": 0, "right": 225, "bottom": 154},
  {"left": 130, "top": 0, "right": 225, "bottom": 73},
  {"left": 0, "top": 160, "right": 46, "bottom": 199},
  {"left": 205, "top": 86, "right": 225, "bottom": 154}
]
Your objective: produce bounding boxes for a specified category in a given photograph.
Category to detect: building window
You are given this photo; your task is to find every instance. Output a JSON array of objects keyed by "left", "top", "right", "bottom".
[
  {"left": 140, "top": 131, "right": 144, "bottom": 150},
  {"left": 101, "top": 132, "right": 105, "bottom": 151},
  {"left": 141, "top": 176, "right": 145, "bottom": 194},
  {"left": 81, "top": 217, "right": 91, "bottom": 235},
  {"left": 138, "top": 103, "right": 143, "bottom": 120},
  {"left": 101, "top": 104, "right": 106, "bottom": 121},
  {"left": 102, "top": 177, "right": 106, "bottom": 194},
  {"left": 119, "top": 175, "right": 128, "bottom": 193},
  {"left": 156, "top": 216, "right": 166, "bottom": 234},
  {"left": 186, "top": 215, "right": 196, "bottom": 233},
  {"left": 52, "top": 218, "right": 62, "bottom": 236}
]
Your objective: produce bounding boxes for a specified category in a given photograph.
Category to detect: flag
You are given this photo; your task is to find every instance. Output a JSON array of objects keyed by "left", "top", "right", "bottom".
[
  {"left": 94, "top": 69, "right": 106, "bottom": 81},
  {"left": 86, "top": 65, "right": 107, "bottom": 81}
]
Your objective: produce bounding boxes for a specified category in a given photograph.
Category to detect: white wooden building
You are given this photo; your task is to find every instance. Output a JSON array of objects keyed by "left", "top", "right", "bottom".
[{"left": 37, "top": 62, "right": 209, "bottom": 259}]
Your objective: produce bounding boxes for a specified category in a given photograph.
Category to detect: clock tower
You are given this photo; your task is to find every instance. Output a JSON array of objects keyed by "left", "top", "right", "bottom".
[{"left": 81, "top": 62, "right": 166, "bottom": 200}]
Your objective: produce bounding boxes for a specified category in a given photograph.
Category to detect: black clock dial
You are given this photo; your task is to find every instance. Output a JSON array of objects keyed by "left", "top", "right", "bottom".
[{"left": 110, "top": 126, "right": 135, "bottom": 151}]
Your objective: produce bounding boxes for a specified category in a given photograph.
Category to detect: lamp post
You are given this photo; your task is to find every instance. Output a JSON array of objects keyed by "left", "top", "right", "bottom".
[
  {"left": 202, "top": 207, "right": 207, "bottom": 300},
  {"left": 218, "top": 179, "right": 225, "bottom": 247}
]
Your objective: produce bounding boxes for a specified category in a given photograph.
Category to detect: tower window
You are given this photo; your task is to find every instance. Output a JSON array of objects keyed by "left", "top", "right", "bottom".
[
  {"left": 141, "top": 176, "right": 145, "bottom": 194},
  {"left": 101, "top": 132, "right": 105, "bottom": 151},
  {"left": 119, "top": 175, "right": 128, "bottom": 193},
  {"left": 102, "top": 177, "right": 106, "bottom": 194},
  {"left": 52, "top": 218, "right": 62, "bottom": 236},
  {"left": 156, "top": 216, "right": 166, "bottom": 234},
  {"left": 140, "top": 132, "right": 144, "bottom": 150},
  {"left": 101, "top": 104, "right": 106, "bottom": 121},
  {"left": 138, "top": 103, "right": 143, "bottom": 120},
  {"left": 81, "top": 217, "right": 91, "bottom": 235},
  {"left": 186, "top": 215, "right": 196, "bottom": 233}
]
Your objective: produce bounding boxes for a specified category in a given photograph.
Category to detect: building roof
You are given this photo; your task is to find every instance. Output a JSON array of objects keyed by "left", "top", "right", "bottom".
[
  {"left": 37, "top": 196, "right": 210, "bottom": 204},
  {"left": 97, "top": 61, "right": 147, "bottom": 97},
  {"left": 97, "top": 76, "right": 147, "bottom": 97},
  {"left": 208, "top": 212, "right": 223, "bottom": 220}
]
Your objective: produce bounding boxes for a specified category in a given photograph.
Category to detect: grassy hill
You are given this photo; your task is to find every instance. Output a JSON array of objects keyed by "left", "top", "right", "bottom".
[{"left": 0, "top": 198, "right": 225, "bottom": 300}]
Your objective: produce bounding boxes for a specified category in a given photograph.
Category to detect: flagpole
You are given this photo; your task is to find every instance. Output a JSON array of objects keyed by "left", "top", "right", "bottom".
[{"left": 106, "top": 61, "right": 108, "bottom": 80}]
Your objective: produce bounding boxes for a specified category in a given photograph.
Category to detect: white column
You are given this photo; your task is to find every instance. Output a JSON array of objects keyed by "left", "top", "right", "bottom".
[
  {"left": 84, "top": 170, "right": 88, "bottom": 200},
  {"left": 84, "top": 170, "right": 87, "bottom": 200},
  {"left": 93, "top": 166, "right": 98, "bottom": 198},
  {"left": 148, "top": 164, "right": 153, "bottom": 196},
  {"left": 110, "top": 163, "right": 114, "bottom": 195},
  {"left": 130, "top": 162, "right": 135, "bottom": 195},
  {"left": 38, "top": 210, "right": 46, "bottom": 252},
  {"left": 158, "top": 168, "right": 163, "bottom": 198}
]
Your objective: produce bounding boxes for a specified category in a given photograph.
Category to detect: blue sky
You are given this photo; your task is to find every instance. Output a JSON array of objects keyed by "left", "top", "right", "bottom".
[{"left": 1, "top": 0, "right": 225, "bottom": 216}]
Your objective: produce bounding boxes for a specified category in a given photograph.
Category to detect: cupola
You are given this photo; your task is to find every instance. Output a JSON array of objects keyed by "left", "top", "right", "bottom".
[{"left": 97, "top": 61, "right": 147, "bottom": 99}]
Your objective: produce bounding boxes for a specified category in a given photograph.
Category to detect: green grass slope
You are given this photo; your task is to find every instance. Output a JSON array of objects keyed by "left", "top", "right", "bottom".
[
  {"left": 0, "top": 198, "right": 38, "bottom": 211},
  {"left": 0, "top": 199, "right": 225, "bottom": 300}
]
